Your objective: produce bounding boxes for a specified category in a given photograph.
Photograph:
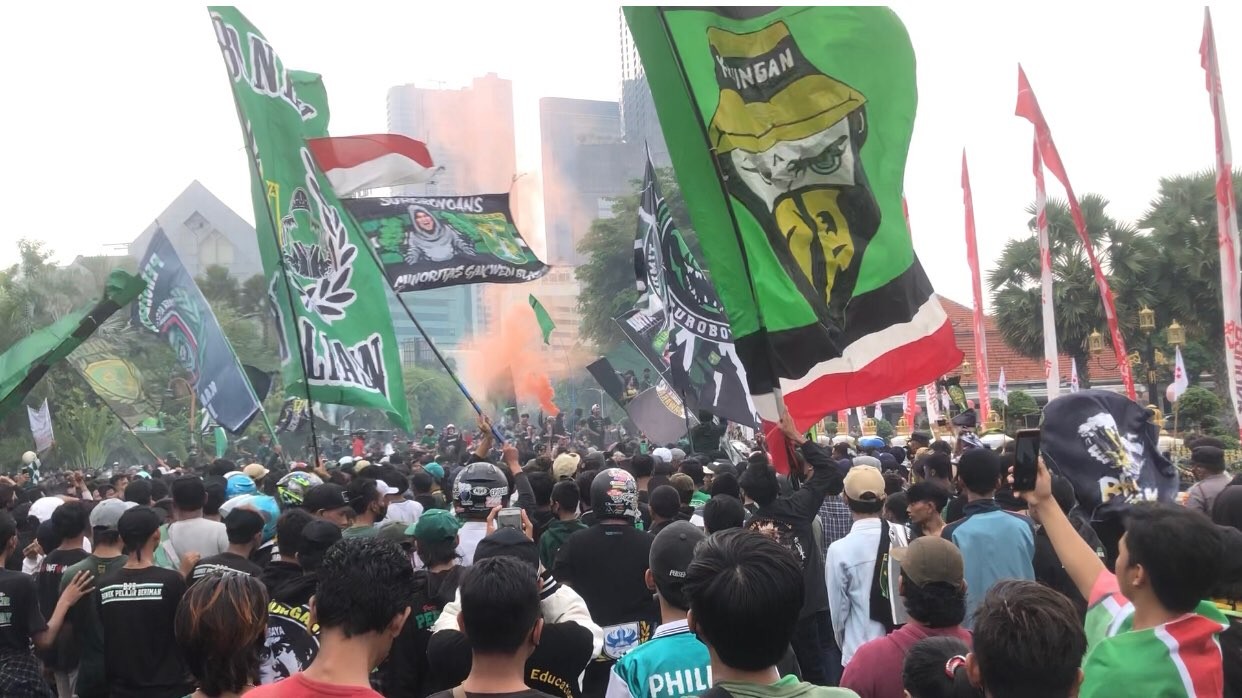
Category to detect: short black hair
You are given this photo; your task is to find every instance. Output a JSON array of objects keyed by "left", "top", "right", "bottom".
[
  {"left": 314, "top": 538, "right": 414, "bottom": 637},
  {"left": 703, "top": 495, "right": 745, "bottom": 534},
  {"left": 738, "top": 453, "right": 777, "bottom": 506},
  {"left": 956, "top": 449, "right": 1000, "bottom": 496},
  {"left": 884, "top": 492, "right": 910, "bottom": 525},
  {"left": 275, "top": 509, "right": 314, "bottom": 561},
  {"left": 410, "top": 470, "right": 434, "bottom": 495},
  {"left": 631, "top": 454, "right": 654, "bottom": 478},
  {"left": 902, "top": 636, "right": 974, "bottom": 698},
  {"left": 679, "top": 461, "right": 705, "bottom": 487},
  {"left": 684, "top": 529, "right": 803, "bottom": 671},
  {"left": 649, "top": 485, "right": 682, "bottom": 520},
  {"left": 550, "top": 480, "right": 580, "bottom": 513},
  {"left": 109, "top": 473, "right": 129, "bottom": 487},
  {"left": 459, "top": 556, "right": 541, "bottom": 654},
  {"left": 832, "top": 443, "right": 851, "bottom": 458},
  {"left": 708, "top": 472, "right": 740, "bottom": 499},
  {"left": 528, "top": 472, "right": 554, "bottom": 508},
  {"left": 346, "top": 478, "right": 379, "bottom": 516},
  {"left": 972, "top": 580, "right": 1084, "bottom": 698},
  {"left": 150, "top": 478, "right": 170, "bottom": 502},
  {"left": 929, "top": 440, "right": 952, "bottom": 456},
  {"left": 0, "top": 510, "right": 16, "bottom": 550},
  {"left": 224, "top": 509, "right": 265, "bottom": 545},
  {"left": 924, "top": 453, "right": 952, "bottom": 482},
  {"left": 203, "top": 478, "right": 226, "bottom": 517},
  {"left": 124, "top": 478, "right": 153, "bottom": 506},
  {"left": 574, "top": 471, "right": 597, "bottom": 510},
  {"left": 208, "top": 459, "right": 237, "bottom": 478},
  {"left": 901, "top": 572, "right": 966, "bottom": 628},
  {"left": 51, "top": 501, "right": 88, "bottom": 541},
  {"left": 1124, "top": 503, "right": 1223, "bottom": 613},
  {"left": 172, "top": 477, "right": 207, "bottom": 511},
  {"left": 906, "top": 481, "right": 950, "bottom": 511},
  {"left": 846, "top": 496, "right": 884, "bottom": 515}
]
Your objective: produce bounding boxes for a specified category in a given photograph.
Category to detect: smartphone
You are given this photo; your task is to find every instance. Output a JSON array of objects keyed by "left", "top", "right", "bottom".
[
  {"left": 497, "top": 507, "right": 523, "bottom": 531},
  {"left": 1013, "top": 429, "right": 1041, "bottom": 491}
]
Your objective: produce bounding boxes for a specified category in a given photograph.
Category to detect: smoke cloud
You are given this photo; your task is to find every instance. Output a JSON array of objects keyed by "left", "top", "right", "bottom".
[{"left": 463, "top": 300, "right": 559, "bottom": 415}]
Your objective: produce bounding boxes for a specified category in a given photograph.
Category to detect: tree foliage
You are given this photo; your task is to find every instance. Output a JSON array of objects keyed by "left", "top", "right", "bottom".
[
  {"left": 993, "top": 390, "right": 1040, "bottom": 431},
  {"left": 1177, "top": 386, "right": 1224, "bottom": 432},
  {"left": 403, "top": 366, "right": 473, "bottom": 430},
  {"left": 990, "top": 195, "right": 1156, "bottom": 389},
  {"left": 574, "top": 168, "right": 696, "bottom": 351}
]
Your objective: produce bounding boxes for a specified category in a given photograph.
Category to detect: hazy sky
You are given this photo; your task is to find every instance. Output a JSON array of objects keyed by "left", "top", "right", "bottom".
[{"left": 2, "top": 2, "right": 1239, "bottom": 310}]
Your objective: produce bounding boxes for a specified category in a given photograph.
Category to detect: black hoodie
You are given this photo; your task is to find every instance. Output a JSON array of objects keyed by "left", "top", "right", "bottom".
[{"left": 744, "top": 441, "right": 844, "bottom": 618}]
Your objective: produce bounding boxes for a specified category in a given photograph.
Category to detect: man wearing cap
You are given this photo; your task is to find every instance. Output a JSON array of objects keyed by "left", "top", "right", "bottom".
[
  {"left": 303, "top": 483, "right": 357, "bottom": 529},
  {"left": 826, "top": 465, "right": 909, "bottom": 667},
  {"left": 840, "top": 537, "right": 971, "bottom": 698},
  {"left": 96, "top": 506, "right": 195, "bottom": 698},
  {"left": 343, "top": 478, "right": 395, "bottom": 538},
  {"left": 59, "top": 499, "right": 136, "bottom": 698},
  {"left": 189, "top": 509, "right": 265, "bottom": 582},
  {"left": 1186, "top": 445, "right": 1231, "bottom": 515},
  {"left": 244, "top": 462, "right": 270, "bottom": 487},
  {"left": 419, "top": 425, "right": 439, "bottom": 450},
  {"left": 606, "top": 521, "right": 710, "bottom": 698}
]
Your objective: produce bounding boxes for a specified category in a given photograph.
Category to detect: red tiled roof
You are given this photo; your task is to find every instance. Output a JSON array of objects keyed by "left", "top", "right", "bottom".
[{"left": 938, "top": 297, "right": 1123, "bottom": 386}]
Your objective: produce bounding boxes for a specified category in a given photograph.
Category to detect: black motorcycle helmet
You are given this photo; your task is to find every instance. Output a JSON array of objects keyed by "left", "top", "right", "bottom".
[
  {"left": 453, "top": 461, "right": 509, "bottom": 518},
  {"left": 590, "top": 468, "right": 639, "bottom": 523}
]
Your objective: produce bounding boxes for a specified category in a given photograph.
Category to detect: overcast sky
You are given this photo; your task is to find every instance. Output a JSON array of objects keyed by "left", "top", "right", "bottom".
[{"left": 2, "top": 2, "right": 1239, "bottom": 310}]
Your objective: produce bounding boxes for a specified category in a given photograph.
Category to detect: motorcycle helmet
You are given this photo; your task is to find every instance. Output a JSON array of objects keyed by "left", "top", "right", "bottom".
[
  {"left": 859, "top": 436, "right": 886, "bottom": 450},
  {"left": 224, "top": 471, "right": 256, "bottom": 499},
  {"left": 219, "top": 493, "right": 281, "bottom": 542},
  {"left": 452, "top": 462, "right": 509, "bottom": 516},
  {"left": 590, "top": 468, "right": 639, "bottom": 523},
  {"left": 277, "top": 471, "right": 323, "bottom": 508}
]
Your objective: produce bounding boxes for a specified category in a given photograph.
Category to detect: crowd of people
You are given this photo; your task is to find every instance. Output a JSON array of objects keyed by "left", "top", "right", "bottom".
[{"left": 0, "top": 408, "right": 1237, "bottom": 698}]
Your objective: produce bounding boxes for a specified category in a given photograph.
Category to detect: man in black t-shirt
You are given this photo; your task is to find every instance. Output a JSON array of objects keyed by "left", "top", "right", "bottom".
[
  {"left": 36, "top": 502, "right": 91, "bottom": 697},
  {"left": 0, "top": 510, "right": 92, "bottom": 698},
  {"left": 96, "top": 506, "right": 194, "bottom": 698},
  {"left": 428, "top": 555, "right": 561, "bottom": 698},
  {"left": 553, "top": 470, "right": 656, "bottom": 696},
  {"left": 583, "top": 406, "right": 609, "bottom": 450},
  {"left": 190, "top": 508, "right": 264, "bottom": 582}
]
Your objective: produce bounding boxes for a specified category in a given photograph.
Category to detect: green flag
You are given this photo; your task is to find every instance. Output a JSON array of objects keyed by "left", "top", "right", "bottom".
[
  {"left": 0, "top": 271, "right": 145, "bottom": 420},
  {"left": 623, "top": 7, "right": 960, "bottom": 432},
  {"left": 207, "top": 8, "right": 411, "bottom": 430},
  {"left": 68, "top": 338, "right": 160, "bottom": 428},
  {"left": 528, "top": 294, "right": 555, "bottom": 345}
]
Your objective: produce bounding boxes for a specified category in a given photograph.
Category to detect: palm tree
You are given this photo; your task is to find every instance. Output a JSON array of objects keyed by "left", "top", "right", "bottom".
[{"left": 990, "top": 194, "right": 1157, "bottom": 388}]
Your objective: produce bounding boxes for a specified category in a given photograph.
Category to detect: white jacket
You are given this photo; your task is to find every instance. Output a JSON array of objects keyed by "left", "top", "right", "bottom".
[{"left": 825, "top": 517, "right": 908, "bottom": 666}]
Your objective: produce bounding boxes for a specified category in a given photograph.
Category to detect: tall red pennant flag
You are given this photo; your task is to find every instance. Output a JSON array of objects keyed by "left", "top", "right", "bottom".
[
  {"left": 961, "top": 152, "right": 991, "bottom": 425},
  {"left": 1202, "top": 8, "right": 1242, "bottom": 440},
  {"left": 904, "top": 387, "right": 918, "bottom": 429},
  {"left": 1016, "top": 66, "right": 1135, "bottom": 400},
  {"left": 1033, "top": 139, "right": 1061, "bottom": 400}
]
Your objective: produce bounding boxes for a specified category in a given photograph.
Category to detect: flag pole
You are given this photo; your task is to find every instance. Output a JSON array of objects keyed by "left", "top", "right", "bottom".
[
  {"left": 91, "top": 393, "right": 164, "bottom": 466},
  {"left": 213, "top": 61, "right": 322, "bottom": 467},
  {"left": 376, "top": 277, "right": 504, "bottom": 444}
]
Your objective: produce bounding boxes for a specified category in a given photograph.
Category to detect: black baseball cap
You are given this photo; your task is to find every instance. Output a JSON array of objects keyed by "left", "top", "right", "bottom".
[
  {"left": 117, "top": 506, "right": 163, "bottom": 550},
  {"left": 475, "top": 527, "right": 539, "bottom": 570},
  {"left": 303, "top": 484, "right": 352, "bottom": 514},
  {"left": 648, "top": 521, "right": 705, "bottom": 610}
]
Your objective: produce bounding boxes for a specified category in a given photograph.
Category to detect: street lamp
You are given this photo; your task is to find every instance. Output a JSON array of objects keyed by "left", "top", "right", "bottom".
[
  {"left": 960, "top": 359, "right": 972, "bottom": 378},
  {"left": 1167, "top": 320, "right": 1185, "bottom": 347},
  {"left": 1088, "top": 329, "right": 1105, "bottom": 356}
]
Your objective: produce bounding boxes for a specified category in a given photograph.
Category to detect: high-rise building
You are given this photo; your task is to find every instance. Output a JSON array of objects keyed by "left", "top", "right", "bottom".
[
  {"left": 129, "top": 180, "right": 262, "bottom": 280},
  {"left": 539, "top": 97, "right": 638, "bottom": 266},
  {"left": 619, "top": 12, "right": 669, "bottom": 168},
  {"left": 386, "top": 74, "right": 518, "bottom": 355}
]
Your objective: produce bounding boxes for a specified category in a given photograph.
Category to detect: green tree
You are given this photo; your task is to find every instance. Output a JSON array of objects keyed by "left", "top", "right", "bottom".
[
  {"left": 875, "top": 418, "right": 894, "bottom": 440},
  {"left": 993, "top": 390, "right": 1040, "bottom": 431},
  {"left": 196, "top": 265, "right": 241, "bottom": 310},
  {"left": 1139, "top": 170, "right": 1242, "bottom": 409},
  {"left": 238, "top": 274, "right": 269, "bottom": 315},
  {"left": 575, "top": 168, "right": 696, "bottom": 350},
  {"left": 403, "top": 366, "right": 472, "bottom": 430},
  {"left": 990, "top": 195, "right": 1157, "bottom": 389},
  {"left": 1177, "top": 386, "right": 1224, "bottom": 433}
]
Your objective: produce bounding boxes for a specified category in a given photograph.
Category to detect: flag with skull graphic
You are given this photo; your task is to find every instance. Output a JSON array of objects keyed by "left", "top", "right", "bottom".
[{"left": 623, "top": 6, "right": 960, "bottom": 437}]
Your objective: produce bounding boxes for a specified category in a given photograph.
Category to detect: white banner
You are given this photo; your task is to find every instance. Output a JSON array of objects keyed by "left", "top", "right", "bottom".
[{"left": 27, "top": 399, "right": 54, "bottom": 453}]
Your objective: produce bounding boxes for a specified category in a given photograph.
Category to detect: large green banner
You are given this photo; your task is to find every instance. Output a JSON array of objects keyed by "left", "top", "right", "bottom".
[
  {"left": 207, "top": 7, "right": 410, "bottom": 430},
  {"left": 623, "top": 7, "right": 959, "bottom": 430}
]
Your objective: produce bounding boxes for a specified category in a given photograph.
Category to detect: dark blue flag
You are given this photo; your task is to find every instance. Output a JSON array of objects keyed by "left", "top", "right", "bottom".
[{"left": 134, "top": 229, "right": 262, "bottom": 433}]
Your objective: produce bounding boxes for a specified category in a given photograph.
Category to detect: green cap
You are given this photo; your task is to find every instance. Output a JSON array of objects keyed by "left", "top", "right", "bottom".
[{"left": 408, "top": 509, "right": 462, "bottom": 542}]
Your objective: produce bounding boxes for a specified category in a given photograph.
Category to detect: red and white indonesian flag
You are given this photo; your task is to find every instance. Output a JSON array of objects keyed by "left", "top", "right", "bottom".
[
  {"left": 307, "top": 134, "right": 435, "bottom": 197},
  {"left": 997, "top": 368, "right": 1009, "bottom": 406},
  {"left": 1070, "top": 358, "right": 1080, "bottom": 394}
]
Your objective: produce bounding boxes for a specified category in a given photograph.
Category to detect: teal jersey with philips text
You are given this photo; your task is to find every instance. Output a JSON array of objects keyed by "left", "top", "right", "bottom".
[{"left": 608, "top": 621, "right": 711, "bottom": 698}]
